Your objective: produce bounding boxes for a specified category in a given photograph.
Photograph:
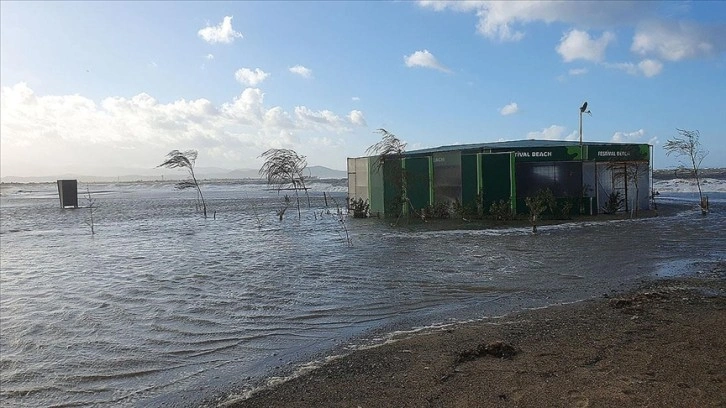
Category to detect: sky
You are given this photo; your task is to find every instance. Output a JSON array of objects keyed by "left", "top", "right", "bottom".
[{"left": 1, "top": 1, "right": 725, "bottom": 177}]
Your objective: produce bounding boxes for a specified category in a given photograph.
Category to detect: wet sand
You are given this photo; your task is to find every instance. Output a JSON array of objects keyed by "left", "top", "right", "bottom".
[{"left": 219, "top": 267, "right": 725, "bottom": 408}]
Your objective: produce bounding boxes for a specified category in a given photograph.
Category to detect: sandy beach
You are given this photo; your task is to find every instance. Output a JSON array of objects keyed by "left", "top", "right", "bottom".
[{"left": 220, "top": 264, "right": 725, "bottom": 408}]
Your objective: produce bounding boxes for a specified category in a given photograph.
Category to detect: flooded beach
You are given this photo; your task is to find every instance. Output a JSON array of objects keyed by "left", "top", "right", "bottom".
[{"left": 1, "top": 182, "right": 724, "bottom": 407}]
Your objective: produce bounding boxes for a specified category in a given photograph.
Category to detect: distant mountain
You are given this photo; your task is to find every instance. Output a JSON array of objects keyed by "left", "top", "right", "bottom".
[
  {"left": 652, "top": 167, "right": 726, "bottom": 181},
  {"left": 305, "top": 166, "right": 347, "bottom": 179},
  {"left": 0, "top": 165, "right": 347, "bottom": 183}
]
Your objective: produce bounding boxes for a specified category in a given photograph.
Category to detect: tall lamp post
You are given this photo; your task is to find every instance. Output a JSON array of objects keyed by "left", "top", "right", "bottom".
[
  {"left": 579, "top": 101, "right": 590, "bottom": 149},
  {"left": 579, "top": 101, "right": 591, "bottom": 214}
]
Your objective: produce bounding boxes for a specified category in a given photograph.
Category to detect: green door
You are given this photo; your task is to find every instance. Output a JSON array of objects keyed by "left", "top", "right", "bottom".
[{"left": 480, "top": 153, "right": 515, "bottom": 214}]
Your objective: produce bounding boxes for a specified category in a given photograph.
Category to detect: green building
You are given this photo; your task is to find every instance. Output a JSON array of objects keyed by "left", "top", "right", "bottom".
[{"left": 348, "top": 140, "right": 651, "bottom": 217}]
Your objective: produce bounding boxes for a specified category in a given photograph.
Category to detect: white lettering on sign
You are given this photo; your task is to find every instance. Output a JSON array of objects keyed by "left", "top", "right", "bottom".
[
  {"left": 515, "top": 151, "right": 552, "bottom": 158},
  {"left": 532, "top": 151, "right": 552, "bottom": 157},
  {"left": 598, "top": 151, "right": 629, "bottom": 157}
]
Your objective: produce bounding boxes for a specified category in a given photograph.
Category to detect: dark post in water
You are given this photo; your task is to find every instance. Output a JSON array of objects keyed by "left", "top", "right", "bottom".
[{"left": 57, "top": 180, "right": 79, "bottom": 209}]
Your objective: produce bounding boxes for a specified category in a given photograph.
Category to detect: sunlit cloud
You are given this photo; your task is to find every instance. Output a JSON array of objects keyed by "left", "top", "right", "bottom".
[
  {"left": 289, "top": 65, "right": 313, "bottom": 78},
  {"left": 198, "top": 16, "right": 243, "bottom": 44},
  {"left": 632, "top": 20, "right": 723, "bottom": 61},
  {"left": 404, "top": 49, "right": 451, "bottom": 73},
  {"left": 348, "top": 110, "right": 367, "bottom": 126},
  {"left": 418, "top": 1, "right": 649, "bottom": 42},
  {"left": 0, "top": 82, "right": 365, "bottom": 176},
  {"left": 606, "top": 59, "right": 663, "bottom": 77},
  {"left": 612, "top": 128, "right": 658, "bottom": 146},
  {"left": 499, "top": 102, "right": 519, "bottom": 116},
  {"left": 557, "top": 29, "right": 615, "bottom": 62},
  {"left": 612, "top": 129, "right": 645, "bottom": 143},
  {"left": 526, "top": 125, "right": 578, "bottom": 141},
  {"left": 234, "top": 68, "right": 270, "bottom": 86}
]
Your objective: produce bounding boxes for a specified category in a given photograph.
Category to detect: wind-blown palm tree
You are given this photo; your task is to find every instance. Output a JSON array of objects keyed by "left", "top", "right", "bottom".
[
  {"left": 158, "top": 149, "right": 207, "bottom": 218},
  {"left": 366, "top": 128, "right": 408, "bottom": 222},
  {"left": 366, "top": 128, "right": 407, "bottom": 172},
  {"left": 259, "top": 148, "right": 309, "bottom": 219}
]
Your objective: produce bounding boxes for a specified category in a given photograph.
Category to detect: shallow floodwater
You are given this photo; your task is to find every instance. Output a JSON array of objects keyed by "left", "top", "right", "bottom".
[{"left": 1, "top": 182, "right": 724, "bottom": 407}]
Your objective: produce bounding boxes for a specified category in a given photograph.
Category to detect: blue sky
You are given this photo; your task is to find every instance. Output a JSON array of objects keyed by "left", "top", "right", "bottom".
[{"left": 1, "top": 1, "right": 724, "bottom": 177}]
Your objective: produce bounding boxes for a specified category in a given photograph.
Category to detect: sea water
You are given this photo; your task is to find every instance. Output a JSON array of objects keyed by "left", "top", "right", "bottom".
[{"left": 1, "top": 182, "right": 724, "bottom": 407}]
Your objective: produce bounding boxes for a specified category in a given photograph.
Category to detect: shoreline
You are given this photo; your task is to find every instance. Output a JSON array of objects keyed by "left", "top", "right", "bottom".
[{"left": 214, "top": 266, "right": 725, "bottom": 408}]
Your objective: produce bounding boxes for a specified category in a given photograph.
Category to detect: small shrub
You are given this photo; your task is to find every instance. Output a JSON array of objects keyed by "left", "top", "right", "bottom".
[
  {"left": 525, "top": 189, "right": 551, "bottom": 233},
  {"left": 489, "top": 199, "right": 513, "bottom": 221},
  {"left": 423, "top": 202, "right": 452, "bottom": 219},
  {"left": 602, "top": 191, "right": 624, "bottom": 214},
  {"left": 559, "top": 200, "right": 573, "bottom": 219},
  {"left": 452, "top": 198, "right": 465, "bottom": 219},
  {"left": 349, "top": 197, "right": 370, "bottom": 218}
]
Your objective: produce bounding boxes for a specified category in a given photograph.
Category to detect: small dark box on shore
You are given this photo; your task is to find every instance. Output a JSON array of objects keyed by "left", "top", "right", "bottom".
[{"left": 57, "top": 179, "right": 78, "bottom": 209}]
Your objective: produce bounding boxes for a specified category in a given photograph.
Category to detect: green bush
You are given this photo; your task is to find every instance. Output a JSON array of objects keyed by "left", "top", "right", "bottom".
[
  {"left": 559, "top": 200, "right": 573, "bottom": 219},
  {"left": 489, "top": 199, "right": 513, "bottom": 221},
  {"left": 602, "top": 191, "right": 624, "bottom": 214},
  {"left": 349, "top": 197, "right": 370, "bottom": 218},
  {"left": 423, "top": 202, "right": 452, "bottom": 219}
]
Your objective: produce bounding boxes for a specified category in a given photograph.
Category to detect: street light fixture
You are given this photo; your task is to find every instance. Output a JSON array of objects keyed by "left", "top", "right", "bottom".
[
  {"left": 579, "top": 101, "right": 591, "bottom": 148},
  {"left": 579, "top": 101, "right": 591, "bottom": 214}
]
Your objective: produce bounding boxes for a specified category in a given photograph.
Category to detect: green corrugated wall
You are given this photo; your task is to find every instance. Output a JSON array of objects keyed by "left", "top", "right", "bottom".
[
  {"left": 368, "top": 158, "right": 385, "bottom": 217},
  {"left": 461, "top": 154, "right": 479, "bottom": 209},
  {"left": 404, "top": 157, "right": 432, "bottom": 214},
  {"left": 383, "top": 158, "right": 403, "bottom": 217}
]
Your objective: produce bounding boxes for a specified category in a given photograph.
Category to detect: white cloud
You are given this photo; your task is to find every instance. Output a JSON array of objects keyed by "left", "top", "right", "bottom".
[
  {"left": 632, "top": 20, "right": 723, "bottom": 61},
  {"left": 0, "top": 82, "right": 364, "bottom": 176},
  {"left": 404, "top": 49, "right": 451, "bottom": 73},
  {"left": 293, "top": 106, "right": 349, "bottom": 130},
  {"left": 612, "top": 129, "right": 645, "bottom": 143},
  {"left": 568, "top": 68, "right": 588, "bottom": 76},
  {"left": 348, "top": 110, "right": 366, "bottom": 126},
  {"left": 638, "top": 59, "right": 663, "bottom": 77},
  {"left": 608, "top": 62, "right": 638, "bottom": 75},
  {"left": 205, "top": 54, "right": 215, "bottom": 60},
  {"left": 611, "top": 129, "right": 658, "bottom": 147},
  {"left": 527, "top": 125, "right": 578, "bottom": 141},
  {"left": 557, "top": 29, "right": 615, "bottom": 62},
  {"left": 289, "top": 65, "right": 313, "bottom": 78},
  {"left": 606, "top": 59, "right": 663, "bottom": 77},
  {"left": 198, "top": 16, "right": 243, "bottom": 44},
  {"left": 418, "top": 1, "right": 650, "bottom": 42},
  {"left": 351, "top": 96, "right": 360, "bottom": 101},
  {"left": 499, "top": 102, "right": 518, "bottom": 116},
  {"left": 234, "top": 68, "right": 270, "bottom": 86}
]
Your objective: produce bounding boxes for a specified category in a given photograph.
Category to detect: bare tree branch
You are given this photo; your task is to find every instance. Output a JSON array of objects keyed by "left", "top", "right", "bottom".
[
  {"left": 664, "top": 129, "right": 709, "bottom": 213},
  {"left": 158, "top": 149, "right": 207, "bottom": 218}
]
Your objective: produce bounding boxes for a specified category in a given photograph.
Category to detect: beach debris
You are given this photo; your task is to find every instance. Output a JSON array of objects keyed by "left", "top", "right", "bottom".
[
  {"left": 609, "top": 291, "right": 669, "bottom": 309},
  {"left": 457, "top": 340, "right": 518, "bottom": 363}
]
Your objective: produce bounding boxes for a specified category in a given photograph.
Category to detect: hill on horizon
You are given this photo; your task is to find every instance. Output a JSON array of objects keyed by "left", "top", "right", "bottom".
[{"left": 0, "top": 165, "right": 347, "bottom": 183}]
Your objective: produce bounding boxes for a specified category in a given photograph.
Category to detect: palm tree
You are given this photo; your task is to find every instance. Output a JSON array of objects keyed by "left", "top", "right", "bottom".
[
  {"left": 259, "top": 149, "right": 309, "bottom": 219},
  {"left": 366, "top": 129, "right": 408, "bottom": 222},
  {"left": 158, "top": 149, "right": 207, "bottom": 218},
  {"left": 366, "top": 128, "right": 407, "bottom": 172}
]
